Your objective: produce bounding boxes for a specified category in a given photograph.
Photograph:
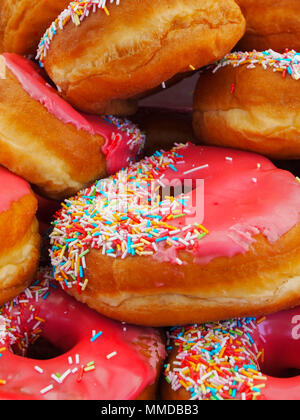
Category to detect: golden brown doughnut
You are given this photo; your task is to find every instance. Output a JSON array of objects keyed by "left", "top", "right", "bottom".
[
  {"left": 0, "top": 53, "right": 145, "bottom": 200},
  {"left": 37, "top": 0, "right": 246, "bottom": 116},
  {"left": 0, "top": 166, "right": 40, "bottom": 306},
  {"left": 49, "top": 144, "right": 300, "bottom": 327},
  {"left": 0, "top": 0, "right": 70, "bottom": 56},
  {"left": 235, "top": 0, "right": 300, "bottom": 52},
  {"left": 193, "top": 50, "right": 300, "bottom": 160}
]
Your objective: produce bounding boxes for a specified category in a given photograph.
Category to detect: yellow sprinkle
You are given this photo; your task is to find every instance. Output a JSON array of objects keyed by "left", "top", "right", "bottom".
[
  {"left": 0, "top": 380, "right": 6, "bottom": 385},
  {"left": 218, "top": 347, "right": 226, "bottom": 359},
  {"left": 240, "top": 369, "right": 254, "bottom": 378},
  {"left": 189, "top": 64, "right": 196, "bottom": 71},
  {"left": 179, "top": 379, "right": 188, "bottom": 388},
  {"left": 73, "top": 14, "right": 81, "bottom": 26},
  {"left": 253, "top": 383, "right": 266, "bottom": 389},
  {"left": 84, "top": 365, "right": 96, "bottom": 372},
  {"left": 257, "top": 317, "right": 266, "bottom": 324},
  {"left": 81, "top": 279, "right": 89, "bottom": 291},
  {"left": 35, "top": 317, "right": 45, "bottom": 323},
  {"left": 197, "top": 224, "right": 209, "bottom": 234},
  {"left": 253, "top": 375, "right": 267, "bottom": 381},
  {"left": 104, "top": 6, "right": 110, "bottom": 15}
]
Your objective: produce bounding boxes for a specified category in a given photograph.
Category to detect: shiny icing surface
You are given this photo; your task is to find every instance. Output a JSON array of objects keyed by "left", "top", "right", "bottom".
[
  {"left": 0, "top": 271, "right": 164, "bottom": 400},
  {"left": 2, "top": 53, "right": 145, "bottom": 175},
  {"left": 50, "top": 143, "right": 300, "bottom": 291},
  {"left": 0, "top": 166, "right": 31, "bottom": 214},
  {"left": 164, "top": 307, "right": 300, "bottom": 400}
]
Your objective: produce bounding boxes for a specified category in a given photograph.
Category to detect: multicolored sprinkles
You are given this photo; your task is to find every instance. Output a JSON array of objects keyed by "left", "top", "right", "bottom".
[
  {"left": 213, "top": 49, "right": 300, "bottom": 80},
  {"left": 0, "top": 269, "right": 53, "bottom": 356},
  {"left": 36, "top": 0, "right": 120, "bottom": 66},
  {"left": 164, "top": 318, "right": 267, "bottom": 400},
  {"left": 49, "top": 143, "right": 208, "bottom": 292}
]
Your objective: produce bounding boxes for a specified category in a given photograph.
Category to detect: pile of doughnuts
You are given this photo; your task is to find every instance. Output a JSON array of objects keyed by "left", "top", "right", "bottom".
[{"left": 0, "top": 0, "right": 300, "bottom": 401}]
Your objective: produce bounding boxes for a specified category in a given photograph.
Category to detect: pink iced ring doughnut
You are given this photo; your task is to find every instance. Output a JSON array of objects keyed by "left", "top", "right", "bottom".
[
  {"left": 162, "top": 307, "right": 300, "bottom": 400},
  {"left": 0, "top": 270, "right": 165, "bottom": 400}
]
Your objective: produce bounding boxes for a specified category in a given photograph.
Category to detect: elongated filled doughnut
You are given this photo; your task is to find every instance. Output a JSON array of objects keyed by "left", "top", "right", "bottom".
[
  {"left": 0, "top": 53, "right": 145, "bottom": 200},
  {"left": 36, "top": 0, "right": 246, "bottom": 116}
]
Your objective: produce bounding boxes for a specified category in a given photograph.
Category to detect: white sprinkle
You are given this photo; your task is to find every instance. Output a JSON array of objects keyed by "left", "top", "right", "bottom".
[
  {"left": 34, "top": 366, "right": 44, "bottom": 374},
  {"left": 40, "top": 384, "right": 54, "bottom": 395},
  {"left": 106, "top": 351, "right": 117, "bottom": 360},
  {"left": 183, "top": 164, "right": 209, "bottom": 175}
]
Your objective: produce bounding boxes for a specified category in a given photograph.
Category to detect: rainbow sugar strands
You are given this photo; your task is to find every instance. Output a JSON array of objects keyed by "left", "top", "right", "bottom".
[
  {"left": 213, "top": 49, "right": 300, "bottom": 80},
  {"left": 49, "top": 144, "right": 209, "bottom": 293},
  {"left": 0, "top": 269, "right": 53, "bottom": 356},
  {"left": 164, "top": 318, "right": 267, "bottom": 400},
  {"left": 36, "top": 0, "right": 120, "bottom": 66}
]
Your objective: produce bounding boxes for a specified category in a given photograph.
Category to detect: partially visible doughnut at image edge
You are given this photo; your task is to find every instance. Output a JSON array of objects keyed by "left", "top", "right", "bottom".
[
  {"left": 193, "top": 49, "right": 300, "bottom": 160},
  {"left": 36, "top": 0, "right": 246, "bottom": 116},
  {"left": 0, "top": 167, "right": 40, "bottom": 306}
]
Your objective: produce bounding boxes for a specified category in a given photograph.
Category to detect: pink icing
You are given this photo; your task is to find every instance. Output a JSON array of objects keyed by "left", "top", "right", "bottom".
[
  {"left": 0, "top": 166, "right": 31, "bottom": 214},
  {"left": 155, "top": 144, "right": 300, "bottom": 264},
  {"left": 250, "top": 307, "right": 300, "bottom": 400},
  {"left": 2, "top": 53, "right": 143, "bottom": 175},
  {"left": 0, "top": 284, "right": 165, "bottom": 400}
]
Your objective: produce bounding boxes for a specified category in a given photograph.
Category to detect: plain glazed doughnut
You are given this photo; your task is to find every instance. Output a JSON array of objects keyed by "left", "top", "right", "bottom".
[
  {"left": 235, "top": 0, "right": 300, "bottom": 53},
  {"left": 0, "top": 0, "right": 70, "bottom": 56},
  {"left": 0, "top": 53, "right": 145, "bottom": 200},
  {"left": 0, "top": 166, "right": 40, "bottom": 306},
  {"left": 37, "top": 0, "right": 246, "bottom": 116},
  {"left": 49, "top": 143, "right": 300, "bottom": 327},
  {"left": 162, "top": 307, "right": 300, "bottom": 400},
  {"left": 0, "top": 270, "right": 165, "bottom": 400},
  {"left": 193, "top": 50, "right": 300, "bottom": 160}
]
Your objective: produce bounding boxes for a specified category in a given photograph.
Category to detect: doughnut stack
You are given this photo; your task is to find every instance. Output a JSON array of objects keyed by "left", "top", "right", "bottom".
[{"left": 0, "top": 0, "right": 300, "bottom": 401}]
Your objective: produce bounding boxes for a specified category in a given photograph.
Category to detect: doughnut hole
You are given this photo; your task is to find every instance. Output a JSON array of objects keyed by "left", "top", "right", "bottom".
[
  {"left": 7, "top": 303, "right": 80, "bottom": 361},
  {"left": 257, "top": 315, "right": 300, "bottom": 379}
]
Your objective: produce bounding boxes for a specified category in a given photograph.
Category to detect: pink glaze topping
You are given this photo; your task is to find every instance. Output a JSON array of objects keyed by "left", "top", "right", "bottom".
[
  {"left": 2, "top": 53, "right": 145, "bottom": 175},
  {"left": 165, "top": 307, "right": 300, "bottom": 400},
  {"left": 0, "top": 166, "right": 31, "bottom": 214},
  {"left": 0, "top": 270, "right": 165, "bottom": 400},
  {"left": 49, "top": 143, "right": 300, "bottom": 290}
]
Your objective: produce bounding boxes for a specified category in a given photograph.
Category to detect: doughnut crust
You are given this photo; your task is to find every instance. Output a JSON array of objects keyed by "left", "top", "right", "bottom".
[
  {"left": 235, "top": 0, "right": 300, "bottom": 52},
  {"left": 0, "top": 54, "right": 145, "bottom": 200},
  {"left": 0, "top": 59, "right": 106, "bottom": 200},
  {"left": 0, "top": 193, "right": 40, "bottom": 306},
  {"left": 49, "top": 144, "right": 300, "bottom": 327},
  {"left": 193, "top": 61, "right": 300, "bottom": 159},
  {"left": 0, "top": 0, "right": 70, "bottom": 55},
  {"left": 41, "top": 0, "right": 245, "bottom": 116},
  {"left": 66, "top": 224, "right": 300, "bottom": 327}
]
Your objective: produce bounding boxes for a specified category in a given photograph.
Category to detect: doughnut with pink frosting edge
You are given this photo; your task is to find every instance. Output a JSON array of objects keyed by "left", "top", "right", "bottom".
[
  {"left": 3, "top": 53, "right": 145, "bottom": 175},
  {"left": 0, "top": 269, "right": 165, "bottom": 400}
]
